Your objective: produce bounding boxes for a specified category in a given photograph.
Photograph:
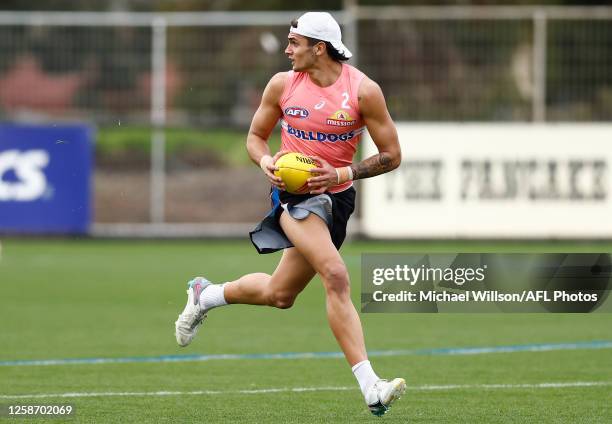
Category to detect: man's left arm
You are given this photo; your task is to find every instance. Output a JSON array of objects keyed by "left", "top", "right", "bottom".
[
  {"left": 350, "top": 78, "right": 401, "bottom": 181},
  {"left": 307, "top": 78, "right": 401, "bottom": 194}
]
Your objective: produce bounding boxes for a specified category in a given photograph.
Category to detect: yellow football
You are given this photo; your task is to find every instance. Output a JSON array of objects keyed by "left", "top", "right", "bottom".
[{"left": 274, "top": 152, "right": 318, "bottom": 194}]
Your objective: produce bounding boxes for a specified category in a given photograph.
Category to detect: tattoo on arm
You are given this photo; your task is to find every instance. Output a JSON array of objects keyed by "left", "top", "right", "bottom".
[{"left": 350, "top": 152, "right": 394, "bottom": 181}]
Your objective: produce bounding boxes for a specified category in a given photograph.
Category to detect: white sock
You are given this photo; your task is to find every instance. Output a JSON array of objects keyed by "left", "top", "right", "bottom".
[
  {"left": 199, "top": 283, "right": 228, "bottom": 311},
  {"left": 352, "top": 360, "right": 379, "bottom": 397}
]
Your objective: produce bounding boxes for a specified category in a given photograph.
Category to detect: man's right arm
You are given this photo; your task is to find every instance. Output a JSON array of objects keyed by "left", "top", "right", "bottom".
[
  {"left": 246, "top": 72, "right": 287, "bottom": 166},
  {"left": 245, "top": 72, "right": 288, "bottom": 189}
]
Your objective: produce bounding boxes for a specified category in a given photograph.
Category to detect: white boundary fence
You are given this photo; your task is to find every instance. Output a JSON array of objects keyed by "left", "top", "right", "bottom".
[
  {"left": 1, "top": 6, "right": 611, "bottom": 238},
  {"left": 363, "top": 124, "right": 612, "bottom": 239}
]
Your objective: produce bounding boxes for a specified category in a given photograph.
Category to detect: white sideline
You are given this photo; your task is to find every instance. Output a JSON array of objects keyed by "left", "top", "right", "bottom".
[{"left": 0, "top": 382, "right": 609, "bottom": 400}]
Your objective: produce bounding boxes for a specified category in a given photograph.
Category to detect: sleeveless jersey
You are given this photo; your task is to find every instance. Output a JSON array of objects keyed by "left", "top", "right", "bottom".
[{"left": 278, "top": 64, "right": 366, "bottom": 193}]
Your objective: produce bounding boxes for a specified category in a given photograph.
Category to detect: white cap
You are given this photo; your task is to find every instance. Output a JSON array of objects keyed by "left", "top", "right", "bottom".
[{"left": 289, "top": 12, "right": 352, "bottom": 59}]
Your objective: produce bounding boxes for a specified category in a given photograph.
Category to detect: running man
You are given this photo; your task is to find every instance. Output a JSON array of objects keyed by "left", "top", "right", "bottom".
[{"left": 175, "top": 12, "right": 405, "bottom": 416}]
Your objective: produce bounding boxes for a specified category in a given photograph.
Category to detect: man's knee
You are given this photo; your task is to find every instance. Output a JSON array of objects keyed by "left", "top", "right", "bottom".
[
  {"left": 269, "top": 291, "right": 297, "bottom": 309},
  {"left": 320, "top": 261, "right": 350, "bottom": 296}
]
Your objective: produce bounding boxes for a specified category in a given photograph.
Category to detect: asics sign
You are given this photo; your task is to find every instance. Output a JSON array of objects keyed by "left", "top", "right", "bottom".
[
  {"left": 0, "top": 149, "right": 50, "bottom": 201},
  {"left": 0, "top": 123, "right": 92, "bottom": 234}
]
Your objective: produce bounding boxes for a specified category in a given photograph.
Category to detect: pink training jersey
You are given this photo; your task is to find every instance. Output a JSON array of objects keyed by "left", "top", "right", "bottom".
[{"left": 278, "top": 64, "right": 366, "bottom": 193}]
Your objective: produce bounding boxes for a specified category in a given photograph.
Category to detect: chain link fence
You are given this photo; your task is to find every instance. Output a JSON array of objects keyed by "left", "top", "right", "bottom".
[
  {"left": 0, "top": 7, "right": 610, "bottom": 231},
  {"left": 359, "top": 18, "right": 534, "bottom": 121}
]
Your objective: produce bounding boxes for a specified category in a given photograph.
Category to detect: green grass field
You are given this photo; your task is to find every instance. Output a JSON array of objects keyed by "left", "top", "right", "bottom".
[{"left": 0, "top": 239, "right": 611, "bottom": 423}]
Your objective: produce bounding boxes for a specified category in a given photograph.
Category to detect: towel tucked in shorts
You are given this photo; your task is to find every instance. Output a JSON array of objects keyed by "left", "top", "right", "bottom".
[{"left": 249, "top": 186, "right": 356, "bottom": 254}]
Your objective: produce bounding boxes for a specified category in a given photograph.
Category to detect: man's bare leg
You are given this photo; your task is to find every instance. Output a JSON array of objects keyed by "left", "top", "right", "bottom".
[
  {"left": 277, "top": 212, "right": 405, "bottom": 415},
  {"left": 279, "top": 212, "right": 366, "bottom": 366},
  {"left": 176, "top": 245, "right": 315, "bottom": 346},
  {"left": 223, "top": 247, "right": 316, "bottom": 308}
]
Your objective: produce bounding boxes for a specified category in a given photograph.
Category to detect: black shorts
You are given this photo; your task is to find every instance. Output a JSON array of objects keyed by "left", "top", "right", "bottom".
[{"left": 249, "top": 186, "right": 356, "bottom": 254}]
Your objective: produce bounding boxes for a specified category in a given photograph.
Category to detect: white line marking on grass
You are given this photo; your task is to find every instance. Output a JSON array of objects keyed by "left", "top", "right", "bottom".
[
  {"left": 415, "top": 382, "right": 612, "bottom": 390},
  {"left": 1, "top": 382, "right": 609, "bottom": 400}
]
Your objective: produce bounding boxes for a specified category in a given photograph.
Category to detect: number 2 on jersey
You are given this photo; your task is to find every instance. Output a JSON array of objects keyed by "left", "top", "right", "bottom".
[{"left": 341, "top": 92, "right": 350, "bottom": 109}]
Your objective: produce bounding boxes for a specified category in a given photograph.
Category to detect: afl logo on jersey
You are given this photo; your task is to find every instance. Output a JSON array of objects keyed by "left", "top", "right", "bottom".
[{"left": 285, "top": 106, "right": 309, "bottom": 119}]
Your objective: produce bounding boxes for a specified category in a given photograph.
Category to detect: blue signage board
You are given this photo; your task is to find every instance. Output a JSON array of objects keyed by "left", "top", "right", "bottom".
[{"left": 0, "top": 123, "right": 93, "bottom": 234}]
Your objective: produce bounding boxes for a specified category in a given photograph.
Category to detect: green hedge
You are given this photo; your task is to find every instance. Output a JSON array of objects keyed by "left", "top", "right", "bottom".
[{"left": 96, "top": 127, "right": 282, "bottom": 166}]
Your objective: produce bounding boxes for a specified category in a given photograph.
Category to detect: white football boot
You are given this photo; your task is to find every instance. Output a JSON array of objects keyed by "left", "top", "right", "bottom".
[
  {"left": 175, "top": 277, "right": 212, "bottom": 347},
  {"left": 365, "top": 378, "right": 406, "bottom": 416}
]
